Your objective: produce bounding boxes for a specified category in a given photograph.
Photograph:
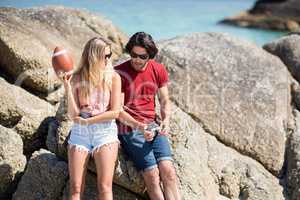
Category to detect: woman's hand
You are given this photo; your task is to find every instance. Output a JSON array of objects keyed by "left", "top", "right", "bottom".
[
  {"left": 61, "top": 71, "right": 73, "bottom": 90},
  {"left": 73, "top": 116, "right": 88, "bottom": 125}
]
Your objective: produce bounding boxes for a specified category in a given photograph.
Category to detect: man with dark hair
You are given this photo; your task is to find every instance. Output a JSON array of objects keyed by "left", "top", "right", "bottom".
[{"left": 115, "top": 32, "right": 181, "bottom": 200}]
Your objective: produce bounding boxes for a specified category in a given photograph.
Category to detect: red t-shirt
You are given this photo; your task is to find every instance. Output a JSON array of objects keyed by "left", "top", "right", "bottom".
[{"left": 114, "top": 59, "right": 169, "bottom": 134}]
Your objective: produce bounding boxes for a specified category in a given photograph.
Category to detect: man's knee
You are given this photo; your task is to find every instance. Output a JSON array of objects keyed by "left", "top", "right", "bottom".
[
  {"left": 143, "top": 167, "right": 161, "bottom": 187},
  {"left": 159, "top": 161, "right": 177, "bottom": 183}
]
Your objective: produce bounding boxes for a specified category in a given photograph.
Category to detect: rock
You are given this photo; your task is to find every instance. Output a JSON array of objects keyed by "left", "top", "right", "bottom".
[
  {"left": 46, "top": 32, "right": 289, "bottom": 198},
  {"left": 291, "top": 81, "right": 300, "bottom": 110},
  {"left": 169, "top": 103, "right": 284, "bottom": 200},
  {"left": 220, "top": 12, "right": 292, "bottom": 31},
  {"left": 116, "top": 156, "right": 146, "bottom": 193},
  {"left": 220, "top": 0, "right": 300, "bottom": 31},
  {"left": 12, "top": 149, "right": 68, "bottom": 200},
  {"left": 0, "top": 6, "right": 128, "bottom": 97},
  {"left": 46, "top": 118, "right": 72, "bottom": 160},
  {"left": 0, "top": 125, "right": 26, "bottom": 199},
  {"left": 157, "top": 32, "right": 292, "bottom": 175},
  {"left": 62, "top": 172, "right": 144, "bottom": 200},
  {"left": 263, "top": 34, "right": 300, "bottom": 83},
  {"left": 0, "top": 77, "right": 55, "bottom": 154},
  {"left": 221, "top": 0, "right": 300, "bottom": 31},
  {"left": 250, "top": 0, "right": 300, "bottom": 19},
  {"left": 286, "top": 20, "right": 299, "bottom": 31},
  {"left": 48, "top": 96, "right": 286, "bottom": 199},
  {"left": 45, "top": 86, "right": 65, "bottom": 105},
  {"left": 286, "top": 109, "right": 300, "bottom": 200},
  {"left": 46, "top": 119, "right": 59, "bottom": 156}
]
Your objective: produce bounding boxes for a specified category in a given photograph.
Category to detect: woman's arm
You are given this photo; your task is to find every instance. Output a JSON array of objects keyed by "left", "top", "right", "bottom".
[
  {"left": 118, "top": 105, "right": 146, "bottom": 131},
  {"left": 63, "top": 74, "right": 80, "bottom": 119},
  {"left": 83, "top": 72, "right": 121, "bottom": 124},
  {"left": 117, "top": 96, "right": 154, "bottom": 141}
]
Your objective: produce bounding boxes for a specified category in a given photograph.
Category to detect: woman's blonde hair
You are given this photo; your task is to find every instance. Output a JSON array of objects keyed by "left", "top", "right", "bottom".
[{"left": 73, "top": 37, "right": 113, "bottom": 98}]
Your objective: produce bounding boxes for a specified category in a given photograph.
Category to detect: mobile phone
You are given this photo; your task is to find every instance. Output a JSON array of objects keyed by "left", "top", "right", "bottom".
[{"left": 145, "top": 122, "right": 161, "bottom": 136}]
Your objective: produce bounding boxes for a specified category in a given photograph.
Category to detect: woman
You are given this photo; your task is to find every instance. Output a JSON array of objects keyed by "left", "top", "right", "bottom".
[{"left": 62, "top": 37, "right": 121, "bottom": 200}]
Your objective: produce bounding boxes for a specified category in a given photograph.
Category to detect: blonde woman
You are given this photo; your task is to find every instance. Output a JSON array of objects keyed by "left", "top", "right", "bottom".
[{"left": 62, "top": 37, "right": 121, "bottom": 200}]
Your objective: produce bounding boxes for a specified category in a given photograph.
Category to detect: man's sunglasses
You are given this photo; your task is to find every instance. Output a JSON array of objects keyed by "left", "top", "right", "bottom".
[
  {"left": 105, "top": 52, "right": 112, "bottom": 59},
  {"left": 130, "top": 52, "right": 149, "bottom": 60}
]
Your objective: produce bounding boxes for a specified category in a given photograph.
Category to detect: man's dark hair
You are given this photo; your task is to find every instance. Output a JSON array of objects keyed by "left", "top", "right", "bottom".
[{"left": 125, "top": 32, "right": 158, "bottom": 59}]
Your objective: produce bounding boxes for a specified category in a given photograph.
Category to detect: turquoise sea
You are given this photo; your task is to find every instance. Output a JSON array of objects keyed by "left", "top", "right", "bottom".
[{"left": 0, "top": 0, "right": 286, "bottom": 45}]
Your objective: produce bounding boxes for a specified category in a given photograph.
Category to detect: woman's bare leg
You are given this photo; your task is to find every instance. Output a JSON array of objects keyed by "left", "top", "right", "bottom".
[
  {"left": 68, "top": 145, "right": 90, "bottom": 200},
  {"left": 93, "top": 142, "right": 119, "bottom": 200}
]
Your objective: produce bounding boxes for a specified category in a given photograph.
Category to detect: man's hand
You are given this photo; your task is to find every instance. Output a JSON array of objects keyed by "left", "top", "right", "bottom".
[
  {"left": 73, "top": 116, "right": 88, "bottom": 125},
  {"left": 144, "top": 129, "right": 155, "bottom": 142},
  {"left": 136, "top": 122, "right": 155, "bottom": 142},
  {"left": 160, "top": 119, "right": 170, "bottom": 135}
]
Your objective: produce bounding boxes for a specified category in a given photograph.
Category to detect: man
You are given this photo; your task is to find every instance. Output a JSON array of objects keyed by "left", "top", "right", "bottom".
[{"left": 115, "top": 32, "right": 181, "bottom": 200}]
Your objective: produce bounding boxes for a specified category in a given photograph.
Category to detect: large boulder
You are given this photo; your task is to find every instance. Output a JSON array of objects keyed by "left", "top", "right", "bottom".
[
  {"left": 0, "top": 125, "right": 26, "bottom": 199},
  {"left": 0, "top": 6, "right": 128, "bottom": 98},
  {"left": 157, "top": 32, "right": 292, "bottom": 175},
  {"left": 62, "top": 172, "right": 144, "bottom": 200},
  {"left": 48, "top": 95, "right": 286, "bottom": 199},
  {"left": 46, "top": 96, "right": 71, "bottom": 159},
  {"left": 0, "top": 77, "right": 55, "bottom": 154},
  {"left": 263, "top": 34, "right": 300, "bottom": 83},
  {"left": 286, "top": 109, "right": 300, "bottom": 200},
  {"left": 12, "top": 149, "right": 68, "bottom": 200},
  {"left": 220, "top": 0, "right": 300, "bottom": 31},
  {"left": 250, "top": 0, "right": 300, "bottom": 19},
  {"left": 169, "top": 103, "right": 284, "bottom": 200}
]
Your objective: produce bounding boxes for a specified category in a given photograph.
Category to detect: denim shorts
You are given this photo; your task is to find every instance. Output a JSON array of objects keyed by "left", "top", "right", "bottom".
[
  {"left": 68, "top": 112, "right": 119, "bottom": 155},
  {"left": 118, "top": 122, "right": 173, "bottom": 171}
]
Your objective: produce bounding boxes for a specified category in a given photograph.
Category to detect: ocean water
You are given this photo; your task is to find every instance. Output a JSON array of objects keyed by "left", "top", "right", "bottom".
[{"left": 0, "top": 0, "right": 286, "bottom": 45}]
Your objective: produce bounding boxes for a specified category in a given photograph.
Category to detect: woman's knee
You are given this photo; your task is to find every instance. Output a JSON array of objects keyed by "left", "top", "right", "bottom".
[
  {"left": 97, "top": 181, "right": 113, "bottom": 194},
  {"left": 70, "top": 182, "right": 82, "bottom": 195}
]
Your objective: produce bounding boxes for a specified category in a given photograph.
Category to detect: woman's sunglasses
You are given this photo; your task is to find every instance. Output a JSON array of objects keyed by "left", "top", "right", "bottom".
[
  {"left": 105, "top": 52, "right": 112, "bottom": 59},
  {"left": 130, "top": 52, "right": 149, "bottom": 60}
]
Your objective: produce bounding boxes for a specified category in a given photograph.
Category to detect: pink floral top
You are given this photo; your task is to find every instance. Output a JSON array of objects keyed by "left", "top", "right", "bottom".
[{"left": 75, "top": 75, "right": 110, "bottom": 116}]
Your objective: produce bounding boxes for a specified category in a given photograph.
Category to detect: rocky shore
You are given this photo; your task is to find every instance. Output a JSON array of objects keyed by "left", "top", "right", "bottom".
[
  {"left": 1, "top": 5, "right": 300, "bottom": 200},
  {"left": 220, "top": 0, "right": 300, "bottom": 32}
]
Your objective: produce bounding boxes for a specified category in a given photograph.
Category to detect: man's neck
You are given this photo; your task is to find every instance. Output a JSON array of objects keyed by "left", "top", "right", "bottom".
[{"left": 130, "top": 60, "right": 149, "bottom": 72}]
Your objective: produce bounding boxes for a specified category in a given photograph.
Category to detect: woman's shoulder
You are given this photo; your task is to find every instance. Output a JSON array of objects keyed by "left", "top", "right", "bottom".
[
  {"left": 111, "top": 71, "right": 121, "bottom": 89},
  {"left": 112, "top": 71, "right": 121, "bottom": 81}
]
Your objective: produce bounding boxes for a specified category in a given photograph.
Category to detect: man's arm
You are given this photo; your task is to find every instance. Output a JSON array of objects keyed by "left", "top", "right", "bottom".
[{"left": 158, "top": 85, "right": 171, "bottom": 134}]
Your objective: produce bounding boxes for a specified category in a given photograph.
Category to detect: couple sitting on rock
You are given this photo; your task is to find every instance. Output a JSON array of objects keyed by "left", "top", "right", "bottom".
[{"left": 62, "top": 32, "right": 181, "bottom": 200}]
